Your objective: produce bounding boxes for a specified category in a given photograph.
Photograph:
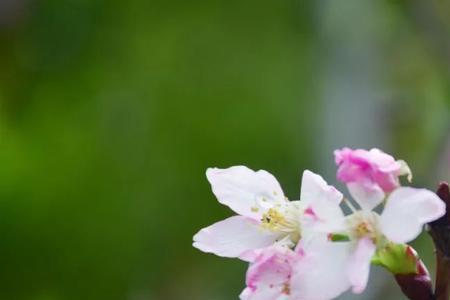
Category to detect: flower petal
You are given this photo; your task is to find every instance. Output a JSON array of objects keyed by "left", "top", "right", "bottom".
[
  {"left": 347, "top": 182, "right": 385, "bottom": 211},
  {"left": 347, "top": 237, "right": 376, "bottom": 294},
  {"left": 193, "top": 216, "right": 281, "bottom": 258},
  {"left": 239, "top": 286, "right": 290, "bottom": 300},
  {"left": 241, "top": 246, "right": 295, "bottom": 300},
  {"left": 300, "top": 170, "right": 343, "bottom": 208},
  {"left": 207, "top": 166, "right": 285, "bottom": 219},
  {"left": 380, "top": 187, "right": 446, "bottom": 243},
  {"left": 300, "top": 170, "right": 345, "bottom": 232},
  {"left": 291, "top": 238, "right": 352, "bottom": 300},
  {"left": 334, "top": 148, "right": 407, "bottom": 207}
]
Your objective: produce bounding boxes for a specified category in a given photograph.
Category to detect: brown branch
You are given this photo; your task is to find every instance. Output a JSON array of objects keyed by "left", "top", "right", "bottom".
[
  {"left": 434, "top": 249, "right": 450, "bottom": 300},
  {"left": 429, "top": 182, "right": 450, "bottom": 300}
]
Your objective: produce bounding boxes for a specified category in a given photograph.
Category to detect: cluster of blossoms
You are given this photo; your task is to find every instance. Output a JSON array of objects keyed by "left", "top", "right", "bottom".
[{"left": 193, "top": 148, "right": 446, "bottom": 300}]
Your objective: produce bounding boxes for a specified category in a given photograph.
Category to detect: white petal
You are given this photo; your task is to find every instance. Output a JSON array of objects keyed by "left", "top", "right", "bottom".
[
  {"left": 291, "top": 238, "right": 352, "bottom": 300},
  {"left": 300, "top": 170, "right": 345, "bottom": 232},
  {"left": 193, "top": 216, "right": 281, "bottom": 258},
  {"left": 207, "top": 166, "right": 285, "bottom": 219},
  {"left": 239, "top": 286, "right": 289, "bottom": 300},
  {"left": 347, "top": 182, "right": 385, "bottom": 211},
  {"left": 301, "top": 170, "right": 343, "bottom": 206},
  {"left": 380, "top": 187, "right": 446, "bottom": 243},
  {"left": 347, "top": 237, "right": 376, "bottom": 294},
  {"left": 239, "top": 288, "right": 253, "bottom": 300}
]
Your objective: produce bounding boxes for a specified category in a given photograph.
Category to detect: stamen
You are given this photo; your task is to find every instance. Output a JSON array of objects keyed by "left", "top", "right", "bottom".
[
  {"left": 282, "top": 283, "right": 291, "bottom": 295},
  {"left": 261, "top": 208, "right": 289, "bottom": 231},
  {"left": 259, "top": 204, "right": 302, "bottom": 245},
  {"left": 346, "top": 211, "right": 380, "bottom": 243}
]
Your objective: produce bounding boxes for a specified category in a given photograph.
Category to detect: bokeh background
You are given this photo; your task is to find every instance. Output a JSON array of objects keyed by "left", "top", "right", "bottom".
[{"left": 0, "top": 0, "right": 449, "bottom": 299}]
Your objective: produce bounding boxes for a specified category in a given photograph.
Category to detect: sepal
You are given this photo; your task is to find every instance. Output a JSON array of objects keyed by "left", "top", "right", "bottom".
[
  {"left": 373, "top": 244, "right": 433, "bottom": 300},
  {"left": 371, "top": 243, "right": 417, "bottom": 274}
]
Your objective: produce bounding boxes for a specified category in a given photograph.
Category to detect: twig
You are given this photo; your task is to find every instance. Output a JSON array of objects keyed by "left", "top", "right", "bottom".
[{"left": 429, "top": 182, "right": 450, "bottom": 300}]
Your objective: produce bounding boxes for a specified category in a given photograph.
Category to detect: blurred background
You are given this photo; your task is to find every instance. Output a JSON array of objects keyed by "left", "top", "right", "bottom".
[{"left": 0, "top": 0, "right": 449, "bottom": 299}]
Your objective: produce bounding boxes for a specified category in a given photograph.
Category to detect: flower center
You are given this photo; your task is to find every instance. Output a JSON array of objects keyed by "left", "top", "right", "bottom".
[
  {"left": 260, "top": 204, "right": 301, "bottom": 244},
  {"left": 261, "top": 208, "right": 289, "bottom": 230},
  {"left": 347, "top": 211, "right": 380, "bottom": 242}
]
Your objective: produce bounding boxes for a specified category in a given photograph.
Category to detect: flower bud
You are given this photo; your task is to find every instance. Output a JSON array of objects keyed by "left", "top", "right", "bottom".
[{"left": 394, "top": 247, "right": 434, "bottom": 300}]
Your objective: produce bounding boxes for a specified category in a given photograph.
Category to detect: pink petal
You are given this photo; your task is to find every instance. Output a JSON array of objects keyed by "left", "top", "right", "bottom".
[
  {"left": 369, "top": 148, "right": 401, "bottom": 173},
  {"left": 241, "top": 246, "right": 295, "bottom": 300},
  {"left": 334, "top": 148, "right": 406, "bottom": 200},
  {"left": 193, "top": 216, "right": 280, "bottom": 258},
  {"left": 380, "top": 187, "right": 446, "bottom": 243},
  {"left": 347, "top": 237, "right": 376, "bottom": 294},
  {"left": 206, "top": 166, "right": 285, "bottom": 219}
]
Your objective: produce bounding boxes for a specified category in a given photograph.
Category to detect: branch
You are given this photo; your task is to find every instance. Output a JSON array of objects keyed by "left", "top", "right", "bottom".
[{"left": 429, "top": 182, "right": 450, "bottom": 300}]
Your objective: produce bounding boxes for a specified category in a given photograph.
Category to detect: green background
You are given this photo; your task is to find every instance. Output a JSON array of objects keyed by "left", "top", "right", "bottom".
[{"left": 0, "top": 0, "right": 449, "bottom": 299}]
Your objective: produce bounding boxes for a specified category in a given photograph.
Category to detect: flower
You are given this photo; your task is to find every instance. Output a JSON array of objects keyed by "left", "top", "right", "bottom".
[
  {"left": 323, "top": 187, "right": 445, "bottom": 293},
  {"left": 193, "top": 166, "right": 342, "bottom": 259},
  {"left": 240, "top": 238, "right": 354, "bottom": 300},
  {"left": 334, "top": 148, "right": 412, "bottom": 210},
  {"left": 239, "top": 245, "right": 297, "bottom": 300},
  {"left": 193, "top": 148, "right": 447, "bottom": 300}
]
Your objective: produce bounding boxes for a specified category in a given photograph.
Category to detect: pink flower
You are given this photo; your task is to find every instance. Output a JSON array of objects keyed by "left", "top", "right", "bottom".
[
  {"left": 334, "top": 148, "right": 412, "bottom": 210},
  {"left": 240, "top": 239, "right": 354, "bottom": 300},
  {"left": 240, "top": 245, "right": 297, "bottom": 300},
  {"left": 193, "top": 166, "right": 342, "bottom": 259}
]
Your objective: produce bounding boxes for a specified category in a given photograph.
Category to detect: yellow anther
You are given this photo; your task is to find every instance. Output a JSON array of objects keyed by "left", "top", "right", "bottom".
[
  {"left": 251, "top": 206, "right": 259, "bottom": 213},
  {"left": 347, "top": 211, "right": 380, "bottom": 243},
  {"left": 355, "top": 222, "right": 372, "bottom": 238},
  {"left": 261, "top": 208, "right": 288, "bottom": 231},
  {"left": 282, "top": 283, "right": 291, "bottom": 295}
]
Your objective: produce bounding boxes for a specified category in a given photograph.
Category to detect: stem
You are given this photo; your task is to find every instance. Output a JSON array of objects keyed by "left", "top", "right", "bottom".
[
  {"left": 435, "top": 249, "right": 450, "bottom": 300},
  {"left": 429, "top": 182, "right": 450, "bottom": 300}
]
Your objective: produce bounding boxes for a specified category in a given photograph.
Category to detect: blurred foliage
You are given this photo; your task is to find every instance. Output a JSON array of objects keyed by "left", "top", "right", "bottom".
[{"left": 0, "top": 0, "right": 448, "bottom": 300}]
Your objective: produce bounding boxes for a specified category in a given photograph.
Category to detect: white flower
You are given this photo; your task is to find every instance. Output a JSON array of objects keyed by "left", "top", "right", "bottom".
[
  {"left": 193, "top": 166, "right": 342, "bottom": 259},
  {"left": 318, "top": 187, "right": 446, "bottom": 293}
]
